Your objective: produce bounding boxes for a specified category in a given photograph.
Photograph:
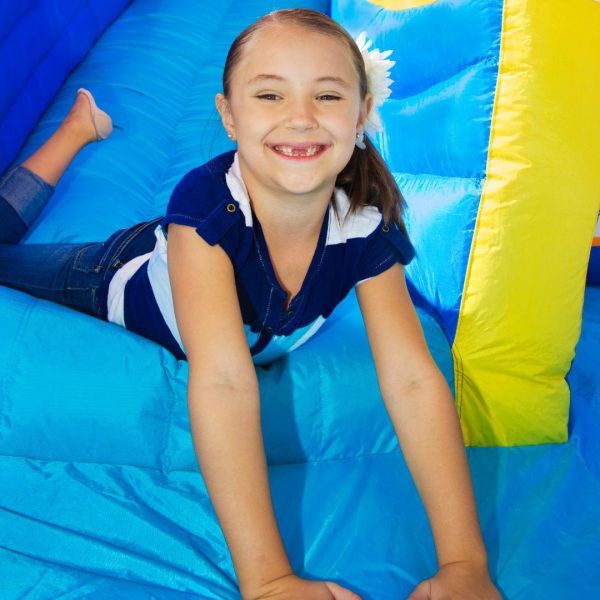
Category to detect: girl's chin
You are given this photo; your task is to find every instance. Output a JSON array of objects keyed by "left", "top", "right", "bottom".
[
  {"left": 236, "top": 152, "right": 342, "bottom": 196},
  {"left": 273, "top": 176, "right": 335, "bottom": 197}
]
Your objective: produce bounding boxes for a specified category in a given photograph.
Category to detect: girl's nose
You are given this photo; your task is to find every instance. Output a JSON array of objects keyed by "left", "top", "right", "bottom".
[{"left": 284, "top": 98, "right": 318, "bottom": 131}]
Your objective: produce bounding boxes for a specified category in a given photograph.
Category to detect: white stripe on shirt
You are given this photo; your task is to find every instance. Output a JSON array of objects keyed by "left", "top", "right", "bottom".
[{"left": 107, "top": 252, "right": 152, "bottom": 326}]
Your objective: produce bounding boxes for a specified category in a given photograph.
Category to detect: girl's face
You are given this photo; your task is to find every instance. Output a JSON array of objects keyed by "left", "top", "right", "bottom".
[{"left": 216, "top": 23, "right": 371, "bottom": 204}]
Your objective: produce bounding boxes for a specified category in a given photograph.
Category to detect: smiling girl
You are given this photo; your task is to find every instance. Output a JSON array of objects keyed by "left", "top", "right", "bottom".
[{"left": 0, "top": 9, "right": 502, "bottom": 600}]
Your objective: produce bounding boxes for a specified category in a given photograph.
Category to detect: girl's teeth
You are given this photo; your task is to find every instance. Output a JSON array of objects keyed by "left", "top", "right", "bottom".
[{"left": 274, "top": 145, "right": 321, "bottom": 156}]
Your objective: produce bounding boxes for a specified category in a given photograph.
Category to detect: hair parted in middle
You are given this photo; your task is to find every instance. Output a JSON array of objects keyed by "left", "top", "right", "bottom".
[{"left": 221, "top": 8, "right": 409, "bottom": 236}]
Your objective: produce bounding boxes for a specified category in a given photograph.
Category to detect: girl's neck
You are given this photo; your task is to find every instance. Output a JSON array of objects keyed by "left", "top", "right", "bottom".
[
  {"left": 245, "top": 183, "right": 333, "bottom": 243},
  {"left": 248, "top": 187, "right": 331, "bottom": 306}
]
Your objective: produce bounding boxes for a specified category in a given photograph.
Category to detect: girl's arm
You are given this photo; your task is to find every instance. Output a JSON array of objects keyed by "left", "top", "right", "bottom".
[
  {"left": 355, "top": 264, "right": 501, "bottom": 599},
  {"left": 167, "top": 224, "right": 294, "bottom": 597},
  {"left": 167, "top": 225, "right": 361, "bottom": 600}
]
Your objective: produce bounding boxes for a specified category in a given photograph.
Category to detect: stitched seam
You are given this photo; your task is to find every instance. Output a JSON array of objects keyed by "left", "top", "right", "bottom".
[
  {"left": 106, "top": 219, "right": 159, "bottom": 266},
  {"left": 254, "top": 231, "right": 278, "bottom": 289},
  {"left": 447, "top": 0, "right": 507, "bottom": 439},
  {"left": 262, "top": 287, "right": 274, "bottom": 329},
  {"left": 162, "top": 214, "right": 204, "bottom": 227},
  {"left": 310, "top": 215, "right": 329, "bottom": 279},
  {"left": 254, "top": 233, "right": 283, "bottom": 335},
  {"left": 78, "top": 218, "right": 161, "bottom": 274},
  {"left": 71, "top": 244, "right": 99, "bottom": 273},
  {"left": 370, "top": 254, "right": 397, "bottom": 274}
]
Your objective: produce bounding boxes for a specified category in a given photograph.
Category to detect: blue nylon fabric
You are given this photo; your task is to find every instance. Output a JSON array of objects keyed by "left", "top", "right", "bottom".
[
  {"left": 0, "top": 1, "right": 599, "bottom": 598},
  {"left": 588, "top": 246, "right": 600, "bottom": 285},
  {"left": 0, "top": 285, "right": 453, "bottom": 472},
  {"left": 395, "top": 172, "right": 482, "bottom": 336},
  {"left": 332, "top": 0, "right": 503, "bottom": 343},
  {"left": 0, "top": 0, "right": 132, "bottom": 174}
]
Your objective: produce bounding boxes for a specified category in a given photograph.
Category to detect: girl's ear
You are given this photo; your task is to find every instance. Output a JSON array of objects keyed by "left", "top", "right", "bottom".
[
  {"left": 358, "top": 93, "right": 374, "bottom": 129},
  {"left": 215, "top": 93, "right": 236, "bottom": 140}
]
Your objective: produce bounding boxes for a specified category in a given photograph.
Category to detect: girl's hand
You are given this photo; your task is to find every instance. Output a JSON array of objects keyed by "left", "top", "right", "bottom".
[
  {"left": 407, "top": 561, "right": 502, "bottom": 600},
  {"left": 246, "top": 574, "right": 362, "bottom": 600}
]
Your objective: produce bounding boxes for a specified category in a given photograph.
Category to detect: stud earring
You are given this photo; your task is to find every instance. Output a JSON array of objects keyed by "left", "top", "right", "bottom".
[
  {"left": 227, "top": 131, "right": 234, "bottom": 139},
  {"left": 355, "top": 129, "right": 366, "bottom": 150}
]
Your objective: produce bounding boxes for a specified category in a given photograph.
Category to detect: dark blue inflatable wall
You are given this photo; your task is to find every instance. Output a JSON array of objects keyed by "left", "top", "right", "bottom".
[{"left": 0, "top": 0, "right": 131, "bottom": 173}]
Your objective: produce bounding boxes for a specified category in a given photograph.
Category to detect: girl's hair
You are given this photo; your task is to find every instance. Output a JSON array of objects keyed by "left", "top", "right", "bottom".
[{"left": 222, "top": 8, "right": 408, "bottom": 235}]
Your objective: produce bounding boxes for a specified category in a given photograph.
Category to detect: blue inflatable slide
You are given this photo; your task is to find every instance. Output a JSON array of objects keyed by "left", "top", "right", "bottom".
[{"left": 1, "top": 1, "right": 599, "bottom": 598}]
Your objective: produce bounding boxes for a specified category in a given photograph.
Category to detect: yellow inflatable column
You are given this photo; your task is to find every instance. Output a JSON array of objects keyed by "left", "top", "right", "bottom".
[{"left": 453, "top": 0, "right": 600, "bottom": 445}]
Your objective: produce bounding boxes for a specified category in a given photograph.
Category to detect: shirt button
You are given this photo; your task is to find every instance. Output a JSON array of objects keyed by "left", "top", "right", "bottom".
[
  {"left": 382, "top": 224, "right": 390, "bottom": 233},
  {"left": 226, "top": 202, "right": 236, "bottom": 213}
]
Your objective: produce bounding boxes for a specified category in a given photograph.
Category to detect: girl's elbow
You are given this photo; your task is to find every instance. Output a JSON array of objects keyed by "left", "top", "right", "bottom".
[
  {"left": 188, "top": 357, "right": 258, "bottom": 396},
  {"left": 380, "top": 366, "right": 448, "bottom": 406}
]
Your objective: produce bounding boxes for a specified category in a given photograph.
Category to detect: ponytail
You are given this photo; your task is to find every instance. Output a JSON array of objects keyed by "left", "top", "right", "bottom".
[{"left": 336, "top": 137, "right": 409, "bottom": 237}]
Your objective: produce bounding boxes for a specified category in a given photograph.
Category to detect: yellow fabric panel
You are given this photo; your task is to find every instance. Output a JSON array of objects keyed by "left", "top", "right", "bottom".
[
  {"left": 453, "top": 0, "right": 600, "bottom": 446},
  {"left": 367, "top": 0, "right": 438, "bottom": 9}
]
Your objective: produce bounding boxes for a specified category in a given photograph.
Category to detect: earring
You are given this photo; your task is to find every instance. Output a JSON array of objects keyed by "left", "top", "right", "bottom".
[
  {"left": 227, "top": 131, "right": 235, "bottom": 140},
  {"left": 355, "top": 129, "right": 366, "bottom": 150}
]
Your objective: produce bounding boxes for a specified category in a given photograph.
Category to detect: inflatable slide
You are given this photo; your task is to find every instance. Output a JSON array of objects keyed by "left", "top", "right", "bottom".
[{"left": 1, "top": 1, "right": 598, "bottom": 598}]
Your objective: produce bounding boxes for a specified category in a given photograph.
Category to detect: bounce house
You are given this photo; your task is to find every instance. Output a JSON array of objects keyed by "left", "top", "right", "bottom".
[{"left": 1, "top": 1, "right": 599, "bottom": 598}]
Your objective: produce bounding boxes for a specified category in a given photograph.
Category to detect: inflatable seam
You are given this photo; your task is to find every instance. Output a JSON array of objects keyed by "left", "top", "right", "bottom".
[
  {"left": 9, "top": 2, "right": 90, "bottom": 121},
  {"left": 451, "top": 0, "right": 506, "bottom": 433}
]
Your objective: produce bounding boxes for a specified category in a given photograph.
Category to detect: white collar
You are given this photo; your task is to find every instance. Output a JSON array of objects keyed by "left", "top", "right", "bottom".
[
  {"left": 224, "top": 151, "right": 363, "bottom": 239},
  {"left": 224, "top": 152, "right": 253, "bottom": 226}
]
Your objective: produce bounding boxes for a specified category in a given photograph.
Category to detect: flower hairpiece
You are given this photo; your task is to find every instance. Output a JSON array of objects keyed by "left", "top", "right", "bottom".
[{"left": 355, "top": 31, "right": 395, "bottom": 142}]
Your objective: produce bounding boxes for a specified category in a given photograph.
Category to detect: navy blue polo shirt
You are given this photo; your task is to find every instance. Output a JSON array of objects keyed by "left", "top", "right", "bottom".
[{"left": 105, "top": 151, "right": 415, "bottom": 364}]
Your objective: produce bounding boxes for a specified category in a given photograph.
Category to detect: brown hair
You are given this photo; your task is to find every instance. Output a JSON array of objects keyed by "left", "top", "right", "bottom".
[{"left": 222, "top": 8, "right": 408, "bottom": 235}]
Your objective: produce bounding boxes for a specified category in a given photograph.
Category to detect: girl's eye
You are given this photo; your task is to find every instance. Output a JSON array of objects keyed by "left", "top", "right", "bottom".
[
  {"left": 317, "top": 94, "right": 341, "bottom": 101},
  {"left": 256, "top": 94, "right": 281, "bottom": 101}
]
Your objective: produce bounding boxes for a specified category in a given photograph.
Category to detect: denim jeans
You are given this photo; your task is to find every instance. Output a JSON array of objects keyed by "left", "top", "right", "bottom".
[{"left": 0, "top": 165, "right": 160, "bottom": 320}]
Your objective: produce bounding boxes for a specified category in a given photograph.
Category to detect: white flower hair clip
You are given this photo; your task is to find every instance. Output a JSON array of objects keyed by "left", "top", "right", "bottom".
[{"left": 355, "top": 31, "right": 395, "bottom": 149}]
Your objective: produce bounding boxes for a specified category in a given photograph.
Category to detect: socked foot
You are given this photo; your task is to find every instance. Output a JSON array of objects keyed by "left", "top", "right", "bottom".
[
  {"left": 61, "top": 91, "right": 113, "bottom": 145},
  {"left": 20, "top": 90, "right": 113, "bottom": 187}
]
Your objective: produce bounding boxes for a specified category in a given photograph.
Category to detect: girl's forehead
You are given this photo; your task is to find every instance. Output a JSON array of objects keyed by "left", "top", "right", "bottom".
[{"left": 235, "top": 23, "right": 356, "bottom": 79}]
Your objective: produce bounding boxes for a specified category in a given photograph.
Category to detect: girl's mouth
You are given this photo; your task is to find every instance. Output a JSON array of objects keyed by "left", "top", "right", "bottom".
[{"left": 270, "top": 144, "right": 328, "bottom": 159}]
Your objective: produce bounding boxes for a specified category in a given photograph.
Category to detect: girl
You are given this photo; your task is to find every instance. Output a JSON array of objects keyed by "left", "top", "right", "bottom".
[{"left": 0, "top": 9, "right": 502, "bottom": 600}]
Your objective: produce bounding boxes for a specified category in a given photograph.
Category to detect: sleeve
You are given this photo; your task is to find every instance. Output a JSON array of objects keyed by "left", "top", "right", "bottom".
[
  {"left": 355, "top": 220, "right": 416, "bottom": 286},
  {"left": 160, "top": 168, "right": 242, "bottom": 264}
]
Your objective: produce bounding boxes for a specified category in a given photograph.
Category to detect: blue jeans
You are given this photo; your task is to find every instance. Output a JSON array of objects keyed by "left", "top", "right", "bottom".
[{"left": 0, "top": 166, "right": 160, "bottom": 319}]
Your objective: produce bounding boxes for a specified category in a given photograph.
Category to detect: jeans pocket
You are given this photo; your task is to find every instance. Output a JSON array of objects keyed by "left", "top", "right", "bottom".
[
  {"left": 97, "top": 218, "right": 161, "bottom": 273},
  {"left": 69, "top": 219, "right": 160, "bottom": 320},
  {"left": 64, "top": 244, "right": 107, "bottom": 318},
  {"left": 72, "top": 243, "right": 105, "bottom": 274}
]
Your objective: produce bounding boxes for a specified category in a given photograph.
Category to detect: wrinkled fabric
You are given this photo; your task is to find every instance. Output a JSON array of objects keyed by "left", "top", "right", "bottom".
[
  {"left": 0, "top": 0, "right": 132, "bottom": 174},
  {"left": 1, "top": 0, "right": 599, "bottom": 598}
]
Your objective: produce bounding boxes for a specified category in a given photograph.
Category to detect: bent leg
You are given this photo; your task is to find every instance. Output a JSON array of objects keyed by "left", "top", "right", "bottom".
[
  {"left": 0, "top": 91, "right": 110, "bottom": 244},
  {"left": 20, "top": 93, "right": 97, "bottom": 188}
]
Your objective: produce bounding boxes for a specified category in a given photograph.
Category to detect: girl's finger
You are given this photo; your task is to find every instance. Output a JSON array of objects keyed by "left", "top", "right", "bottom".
[
  {"left": 324, "top": 581, "right": 363, "bottom": 600},
  {"left": 406, "top": 580, "right": 431, "bottom": 600}
]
